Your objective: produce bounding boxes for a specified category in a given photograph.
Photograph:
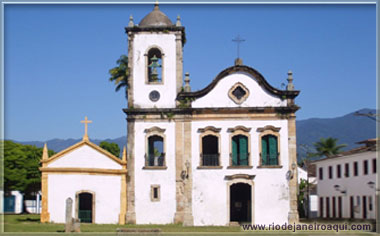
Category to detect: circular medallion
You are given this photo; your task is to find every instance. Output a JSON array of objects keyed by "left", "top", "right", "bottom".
[{"left": 149, "top": 90, "right": 160, "bottom": 102}]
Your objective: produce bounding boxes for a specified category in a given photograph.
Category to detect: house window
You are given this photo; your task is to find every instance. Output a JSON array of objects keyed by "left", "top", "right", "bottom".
[
  {"left": 337, "top": 165, "right": 341, "bottom": 178},
  {"left": 261, "top": 135, "right": 279, "bottom": 166},
  {"left": 147, "top": 48, "right": 162, "bottom": 83},
  {"left": 231, "top": 135, "right": 249, "bottom": 166},
  {"left": 328, "top": 166, "right": 333, "bottom": 179},
  {"left": 151, "top": 185, "right": 160, "bottom": 202},
  {"left": 345, "top": 163, "right": 350, "bottom": 177},
  {"left": 147, "top": 135, "right": 165, "bottom": 167},
  {"left": 319, "top": 197, "right": 324, "bottom": 217},
  {"left": 326, "top": 197, "right": 330, "bottom": 218},
  {"left": 354, "top": 162, "right": 358, "bottom": 176},
  {"left": 369, "top": 196, "right": 373, "bottom": 211},
  {"left": 201, "top": 135, "right": 219, "bottom": 166},
  {"left": 319, "top": 167, "right": 323, "bottom": 180},
  {"left": 373, "top": 158, "right": 377, "bottom": 174},
  {"left": 363, "top": 160, "right": 368, "bottom": 175}
]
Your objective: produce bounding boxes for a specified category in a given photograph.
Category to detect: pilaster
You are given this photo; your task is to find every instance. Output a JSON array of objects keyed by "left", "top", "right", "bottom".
[
  {"left": 127, "top": 32, "right": 134, "bottom": 108},
  {"left": 288, "top": 114, "right": 299, "bottom": 223},
  {"left": 119, "top": 147, "right": 127, "bottom": 225},
  {"left": 126, "top": 120, "right": 136, "bottom": 224},
  {"left": 175, "top": 32, "right": 183, "bottom": 94},
  {"left": 40, "top": 172, "right": 50, "bottom": 223}
]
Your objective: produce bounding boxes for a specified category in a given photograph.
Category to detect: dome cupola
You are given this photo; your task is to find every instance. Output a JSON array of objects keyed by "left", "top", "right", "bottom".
[{"left": 139, "top": 3, "right": 173, "bottom": 27}]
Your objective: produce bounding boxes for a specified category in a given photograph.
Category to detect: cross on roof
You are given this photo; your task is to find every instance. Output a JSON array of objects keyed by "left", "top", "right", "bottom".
[
  {"left": 80, "top": 116, "right": 92, "bottom": 141},
  {"left": 232, "top": 35, "right": 245, "bottom": 59}
]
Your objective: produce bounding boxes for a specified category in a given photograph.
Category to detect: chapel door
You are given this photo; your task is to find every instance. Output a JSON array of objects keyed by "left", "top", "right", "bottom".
[
  {"left": 78, "top": 192, "right": 93, "bottom": 223},
  {"left": 230, "top": 183, "right": 251, "bottom": 223}
]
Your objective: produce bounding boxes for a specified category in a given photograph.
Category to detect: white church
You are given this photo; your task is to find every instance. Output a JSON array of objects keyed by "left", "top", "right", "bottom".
[{"left": 40, "top": 4, "right": 300, "bottom": 226}]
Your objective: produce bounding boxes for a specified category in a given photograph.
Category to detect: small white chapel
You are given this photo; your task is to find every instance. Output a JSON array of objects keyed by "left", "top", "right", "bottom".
[{"left": 40, "top": 4, "right": 301, "bottom": 226}]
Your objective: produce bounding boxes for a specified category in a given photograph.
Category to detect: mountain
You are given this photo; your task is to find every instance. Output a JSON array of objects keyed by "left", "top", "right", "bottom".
[
  {"left": 296, "top": 108, "right": 376, "bottom": 162},
  {"left": 11, "top": 108, "right": 376, "bottom": 160}
]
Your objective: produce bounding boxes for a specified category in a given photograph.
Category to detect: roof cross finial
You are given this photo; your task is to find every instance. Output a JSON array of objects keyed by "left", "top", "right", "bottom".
[
  {"left": 80, "top": 116, "right": 92, "bottom": 141},
  {"left": 232, "top": 34, "right": 245, "bottom": 59},
  {"left": 154, "top": 0, "right": 159, "bottom": 10}
]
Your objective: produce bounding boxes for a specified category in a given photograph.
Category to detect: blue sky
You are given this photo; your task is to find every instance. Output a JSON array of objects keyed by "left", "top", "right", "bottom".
[{"left": 4, "top": 4, "right": 376, "bottom": 141}]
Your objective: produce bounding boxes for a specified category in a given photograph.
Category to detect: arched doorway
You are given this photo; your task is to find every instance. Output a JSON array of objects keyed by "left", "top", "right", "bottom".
[
  {"left": 77, "top": 192, "right": 94, "bottom": 223},
  {"left": 230, "top": 183, "right": 251, "bottom": 223}
]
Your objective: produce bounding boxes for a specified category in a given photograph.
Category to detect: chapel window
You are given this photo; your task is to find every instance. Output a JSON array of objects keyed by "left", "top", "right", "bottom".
[
  {"left": 147, "top": 48, "right": 162, "bottom": 83},
  {"left": 201, "top": 135, "right": 219, "bottom": 166},
  {"left": 261, "top": 135, "right": 279, "bottom": 166},
  {"left": 231, "top": 135, "right": 249, "bottom": 166},
  {"left": 146, "top": 135, "right": 165, "bottom": 167}
]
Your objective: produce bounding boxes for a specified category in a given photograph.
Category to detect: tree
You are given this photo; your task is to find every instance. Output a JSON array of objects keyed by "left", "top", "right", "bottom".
[
  {"left": 311, "top": 137, "right": 346, "bottom": 158},
  {"left": 99, "top": 141, "right": 120, "bottom": 158},
  {"left": 109, "top": 55, "right": 129, "bottom": 99},
  {"left": 4, "top": 140, "right": 55, "bottom": 195}
]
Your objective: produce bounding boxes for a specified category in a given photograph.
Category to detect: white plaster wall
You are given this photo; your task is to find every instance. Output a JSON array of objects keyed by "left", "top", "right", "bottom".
[
  {"left": 132, "top": 33, "right": 177, "bottom": 108},
  {"left": 191, "top": 120, "right": 290, "bottom": 226},
  {"left": 48, "top": 145, "right": 122, "bottom": 169},
  {"left": 48, "top": 174, "right": 121, "bottom": 224},
  {"left": 316, "top": 151, "right": 376, "bottom": 219},
  {"left": 192, "top": 72, "right": 287, "bottom": 108},
  {"left": 134, "top": 121, "right": 176, "bottom": 224}
]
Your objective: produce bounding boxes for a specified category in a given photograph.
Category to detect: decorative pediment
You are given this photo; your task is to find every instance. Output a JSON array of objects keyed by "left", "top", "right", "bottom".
[
  {"left": 144, "top": 126, "right": 166, "bottom": 133},
  {"left": 256, "top": 125, "right": 281, "bottom": 133},
  {"left": 227, "top": 126, "right": 251, "bottom": 133},
  {"left": 197, "top": 126, "right": 221, "bottom": 133},
  {"left": 224, "top": 174, "right": 255, "bottom": 180}
]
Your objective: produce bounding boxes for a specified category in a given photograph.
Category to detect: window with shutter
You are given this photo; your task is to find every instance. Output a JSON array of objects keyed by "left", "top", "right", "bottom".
[
  {"left": 261, "top": 134, "right": 279, "bottom": 166},
  {"left": 231, "top": 135, "right": 249, "bottom": 166}
]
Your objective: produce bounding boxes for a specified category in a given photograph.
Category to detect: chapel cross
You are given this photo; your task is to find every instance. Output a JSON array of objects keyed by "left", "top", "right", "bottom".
[
  {"left": 80, "top": 116, "right": 92, "bottom": 141},
  {"left": 232, "top": 35, "right": 245, "bottom": 59}
]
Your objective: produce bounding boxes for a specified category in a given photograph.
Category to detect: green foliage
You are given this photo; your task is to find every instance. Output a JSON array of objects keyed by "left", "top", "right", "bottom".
[
  {"left": 109, "top": 55, "right": 129, "bottom": 98},
  {"left": 4, "top": 140, "right": 55, "bottom": 194},
  {"left": 99, "top": 141, "right": 120, "bottom": 158},
  {"left": 310, "top": 137, "right": 347, "bottom": 158}
]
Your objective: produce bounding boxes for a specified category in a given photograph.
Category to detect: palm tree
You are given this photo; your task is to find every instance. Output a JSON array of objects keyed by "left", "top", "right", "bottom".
[
  {"left": 109, "top": 55, "right": 129, "bottom": 98},
  {"left": 311, "top": 137, "right": 347, "bottom": 158}
]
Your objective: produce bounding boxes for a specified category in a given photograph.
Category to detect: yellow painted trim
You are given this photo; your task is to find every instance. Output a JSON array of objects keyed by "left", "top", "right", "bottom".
[
  {"left": 41, "top": 140, "right": 126, "bottom": 166},
  {"left": 40, "top": 167, "right": 127, "bottom": 175},
  {"left": 119, "top": 174, "right": 127, "bottom": 224},
  {"left": 40, "top": 173, "right": 50, "bottom": 223}
]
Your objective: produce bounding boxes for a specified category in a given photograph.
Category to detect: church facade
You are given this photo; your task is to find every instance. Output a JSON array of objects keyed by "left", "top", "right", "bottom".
[
  {"left": 40, "top": 5, "right": 300, "bottom": 226},
  {"left": 124, "top": 4, "right": 300, "bottom": 226}
]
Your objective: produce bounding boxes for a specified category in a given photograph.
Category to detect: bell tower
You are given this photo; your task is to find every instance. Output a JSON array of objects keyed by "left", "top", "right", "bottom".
[{"left": 125, "top": 4, "right": 185, "bottom": 109}]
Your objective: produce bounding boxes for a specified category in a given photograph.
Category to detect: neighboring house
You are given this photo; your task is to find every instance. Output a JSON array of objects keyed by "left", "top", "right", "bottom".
[
  {"left": 2, "top": 191, "right": 23, "bottom": 214},
  {"left": 312, "top": 139, "right": 377, "bottom": 220},
  {"left": 124, "top": 4, "right": 300, "bottom": 226}
]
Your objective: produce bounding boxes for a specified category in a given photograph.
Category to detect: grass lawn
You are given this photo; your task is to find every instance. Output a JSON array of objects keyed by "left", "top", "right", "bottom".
[{"left": 2, "top": 214, "right": 376, "bottom": 235}]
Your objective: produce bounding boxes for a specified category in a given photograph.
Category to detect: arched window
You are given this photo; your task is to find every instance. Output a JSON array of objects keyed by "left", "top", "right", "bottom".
[
  {"left": 201, "top": 135, "right": 219, "bottom": 166},
  {"left": 261, "top": 134, "right": 278, "bottom": 166},
  {"left": 147, "top": 48, "right": 162, "bottom": 83},
  {"left": 231, "top": 135, "right": 249, "bottom": 166},
  {"left": 147, "top": 135, "right": 165, "bottom": 166}
]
